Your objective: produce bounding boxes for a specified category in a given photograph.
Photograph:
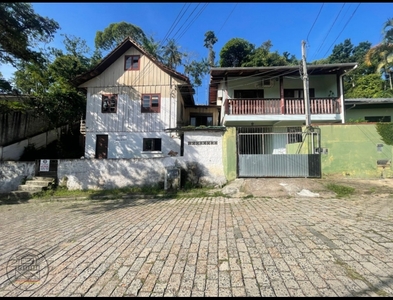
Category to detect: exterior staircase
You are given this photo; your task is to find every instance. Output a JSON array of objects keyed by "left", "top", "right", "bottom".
[{"left": 6, "top": 176, "right": 56, "bottom": 201}]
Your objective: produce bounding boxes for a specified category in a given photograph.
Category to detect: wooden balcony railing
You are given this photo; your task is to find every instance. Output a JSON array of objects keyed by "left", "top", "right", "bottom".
[{"left": 225, "top": 98, "right": 340, "bottom": 115}]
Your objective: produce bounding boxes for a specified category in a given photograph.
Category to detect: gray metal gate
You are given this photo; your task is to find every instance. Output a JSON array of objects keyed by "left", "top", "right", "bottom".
[{"left": 237, "top": 126, "right": 321, "bottom": 178}]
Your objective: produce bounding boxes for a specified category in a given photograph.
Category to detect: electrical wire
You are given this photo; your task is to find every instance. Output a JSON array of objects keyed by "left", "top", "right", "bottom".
[
  {"left": 306, "top": 3, "right": 324, "bottom": 43},
  {"left": 217, "top": 4, "right": 237, "bottom": 35},
  {"left": 322, "top": 3, "right": 361, "bottom": 58},
  {"left": 310, "top": 3, "right": 345, "bottom": 62},
  {"left": 161, "top": 3, "right": 190, "bottom": 46}
]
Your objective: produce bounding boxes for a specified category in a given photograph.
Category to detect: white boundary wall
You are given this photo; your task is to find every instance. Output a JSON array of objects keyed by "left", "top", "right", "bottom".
[
  {"left": 0, "top": 161, "right": 35, "bottom": 192},
  {"left": 0, "top": 131, "right": 227, "bottom": 192}
]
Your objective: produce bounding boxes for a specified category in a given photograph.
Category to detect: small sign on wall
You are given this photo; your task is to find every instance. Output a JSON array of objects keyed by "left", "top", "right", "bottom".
[
  {"left": 40, "top": 159, "right": 50, "bottom": 172},
  {"left": 188, "top": 141, "right": 218, "bottom": 145}
]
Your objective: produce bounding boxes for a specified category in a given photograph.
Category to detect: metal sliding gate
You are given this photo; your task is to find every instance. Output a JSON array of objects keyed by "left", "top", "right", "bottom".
[{"left": 237, "top": 126, "right": 321, "bottom": 178}]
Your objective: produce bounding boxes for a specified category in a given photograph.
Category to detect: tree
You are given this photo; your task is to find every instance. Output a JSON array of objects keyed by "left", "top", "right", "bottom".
[
  {"left": 13, "top": 34, "right": 91, "bottom": 132},
  {"left": 183, "top": 58, "right": 210, "bottom": 87},
  {"left": 326, "top": 39, "right": 354, "bottom": 64},
  {"left": 345, "top": 74, "right": 388, "bottom": 98},
  {"left": 0, "top": 3, "right": 59, "bottom": 93},
  {"left": 283, "top": 51, "right": 299, "bottom": 65},
  {"left": 204, "top": 31, "right": 218, "bottom": 68},
  {"left": 0, "top": 72, "right": 12, "bottom": 93},
  {"left": 162, "top": 38, "right": 183, "bottom": 69},
  {"left": 142, "top": 35, "right": 164, "bottom": 62},
  {"left": 94, "top": 21, "right": 147, "bottom": 54},
  {"left": 219, "top": 38, "right": 255, "bottom": 67},
  {"left": 242, "top": 40, "right": 288, "bottom": 67},
  {"left": 0, "top": 3, "right": 59, "bottom": 67},
  {"left": 365, "top": 18, "right": 393, "bottom": 90}
]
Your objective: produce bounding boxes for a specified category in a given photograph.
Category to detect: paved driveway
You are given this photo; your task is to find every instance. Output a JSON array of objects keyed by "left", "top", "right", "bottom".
[{"left": 0, "top": 194, "right": 392, "bottom": 297}]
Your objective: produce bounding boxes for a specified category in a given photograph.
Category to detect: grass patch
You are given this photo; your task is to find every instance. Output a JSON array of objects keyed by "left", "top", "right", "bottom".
[
  {"left": 32, "top": 185, "right": 226, "bottom": 200},
  {"left": 326, "top": 183, "right": 355, "bottom": 198},
  {"left": 334, "top": 259, "right": 389, "bottom": 296},
  {"left": 243, "top": 194, "right": 254, "bottom": 199}
]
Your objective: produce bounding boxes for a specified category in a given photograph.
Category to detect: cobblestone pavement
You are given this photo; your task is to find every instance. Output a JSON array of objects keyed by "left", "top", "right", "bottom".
[{"left": 0, "top": 194, "right": 392, "bottom": 297}]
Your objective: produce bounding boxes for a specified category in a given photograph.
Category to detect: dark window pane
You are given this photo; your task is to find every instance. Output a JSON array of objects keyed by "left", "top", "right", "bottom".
[
  {"left": 143, "top": 138, "right": 161, "bottom": 151},
  {"left": 102, "top": 94, "right": 117, "bottom": 113}
]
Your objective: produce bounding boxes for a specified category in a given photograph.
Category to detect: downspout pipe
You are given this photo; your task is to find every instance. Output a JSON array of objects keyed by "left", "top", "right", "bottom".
[
  {"left": 346, "top": 104, "right": 357, "bottom": 110},
  {"left": 339, "top": 64, "right": 358, "bottom": 123}
]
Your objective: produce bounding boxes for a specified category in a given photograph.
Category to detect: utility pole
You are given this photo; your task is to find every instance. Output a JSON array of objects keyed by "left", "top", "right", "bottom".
[{"left": 301, "top": 40, "right": 311, "bottom": 127}]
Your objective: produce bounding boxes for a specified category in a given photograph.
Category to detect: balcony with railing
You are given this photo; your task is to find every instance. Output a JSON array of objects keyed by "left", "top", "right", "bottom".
[{"left": 225, "top": 98, "right": 340, "bottom": 115}]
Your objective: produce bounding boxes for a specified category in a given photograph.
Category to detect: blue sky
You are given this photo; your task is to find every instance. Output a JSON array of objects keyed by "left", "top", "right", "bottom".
[{"left": 3, "top": 2, "right": 393, "bottom": 104}]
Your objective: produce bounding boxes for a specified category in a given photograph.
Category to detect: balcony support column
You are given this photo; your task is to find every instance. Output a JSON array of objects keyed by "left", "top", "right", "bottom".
[{"left": 279, "top": 76, "right": 284, "bottom": 114}]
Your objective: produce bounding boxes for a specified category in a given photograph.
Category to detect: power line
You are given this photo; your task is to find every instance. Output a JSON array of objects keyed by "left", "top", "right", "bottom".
[
  {"left": 306, "top": 3, "right": 324, "bottom": 43},
  {"left": 175, "top": 3, "right": 209, "bottom": 42},
  {"left": 170, "top": 4, "right": 202, "bottom": 42},
  {"left": 322, "top": 3, "right": 361, "bottom": 58},
  {"left": 161, "top": 3, "right": 190, "bottom": 46},
  {"left": 310, "top": 3, "right": 345, "bottom": 62},
  {"left": 217, "top": 3, "right": 237, "bottom": 35}
]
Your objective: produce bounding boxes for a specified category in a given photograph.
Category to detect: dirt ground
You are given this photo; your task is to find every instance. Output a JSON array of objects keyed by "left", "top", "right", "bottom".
[{"left": 240, "top": 175, "right": 393, "bottom": 198}]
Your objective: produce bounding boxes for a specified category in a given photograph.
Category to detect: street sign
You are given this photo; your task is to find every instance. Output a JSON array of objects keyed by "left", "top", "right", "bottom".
[{"left": 39, "top": 159, "right": 50, "bottom": 172}]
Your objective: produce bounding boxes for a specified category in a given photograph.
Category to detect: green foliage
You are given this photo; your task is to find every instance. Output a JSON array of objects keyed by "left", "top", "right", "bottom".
[
  {"left": 204, "top": 30, "right": 218, "bottom": 67},
  {"left": 0, "top": 77, "right": 12, "bottom": 93},
  {"left": 326, "top": 183, "right": 355, "bottom": 198},
  {"left": 326, "top": 39, "right": 354, "bottom": 63},
  {"left": 94, "top": 21, "right": 147, "bottom": 53},
  {"left": 0, "top": 3, "right": 59, "bottom": 93},
  {"left": 345, "top": 73, "right": 385, "bottom": 98},
  {"left": 364, "top": 18, "right": 393, "bottom": 91},
  {"left": 283, "top": 51, "right": 299, "bottom": 65},
  {"left": 219, "top": 38, "right": 297, "bottom": 68},
  {"left": 0, "top": 3, "right": 59, "bottom": 67},
  {"left": 375, "top": 122, "right": 393, "bottom": 146},
  {"left": 142, "top": 35, "right": 164, "bottom": 61},
  {"left": 242, "top": 45, "right": 288, "bottom": 67},
  {"left": 347, "top": 118, "right": 366, "bottom": 123},
  {"left": 12, "top": 34, "right": 91, "bottom": 130},
  {"left": 0, "top": 97, "right": 30, "bottom": 113},
  {"left": 219, "top": 38, "right": 255, "bottom": 67},
  {"left": 162, "top": 38, "right": 183, "bottom": 69},
  {"left": 183, "top": 58, "right": 210, "bottom": 87}
]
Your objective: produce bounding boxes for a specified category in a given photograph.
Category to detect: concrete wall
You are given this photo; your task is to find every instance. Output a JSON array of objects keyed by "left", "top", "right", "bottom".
[
  {"left": 182, "top": 130, "right": 226, "bottom": 186},
  {"left": 345, "top": 107, "right": 393, "bottom": 122},
  {"left": 0, "top": 130, "right": 228, "bottom": 192},
  {"left": 0, "top": 161, "right": 35, "bottom": 192},
  {"left": 58, "top": 157, "right": 180, "bottom": 190},
  {"left": 58, "top": 130, "right": 227, "bottom": 190},
  {"left": 318, "top": 123, "right": 393, "bottom": 178},
  {"left": 0, "top": 111, "right": 53, "bottom": 146},
  {"left": 0, "top": 127, "right": 62, "bottom": 161},
  {"left": 222, "top": 127, "right": 237, "bottom": 181},
  {"left": 84, "top": 131, "right": 181, "bottom": 159}
]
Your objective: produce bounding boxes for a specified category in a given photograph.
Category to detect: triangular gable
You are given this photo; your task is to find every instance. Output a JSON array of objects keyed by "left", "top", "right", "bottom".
[{"left": 74, "top": 36, "right": 192, "bottom": 87}]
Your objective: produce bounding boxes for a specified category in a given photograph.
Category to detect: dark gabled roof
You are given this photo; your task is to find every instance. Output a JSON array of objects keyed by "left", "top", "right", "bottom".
[
  {"left": 209, "top": 63, "right": 358, "bottom": 85},
  {"left": 72, "top": 37, "right": 195, "bottom": 105},
  {"left": 345, "top": 98, "right": 393, "bottom": 105}
]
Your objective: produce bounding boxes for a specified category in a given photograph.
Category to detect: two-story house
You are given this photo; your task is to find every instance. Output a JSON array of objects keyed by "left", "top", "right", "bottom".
[
  {"left": 208, "top": 63, "right": 358, "bottom": 178},
  {"left": 73, "top": 36, "right": 361, "bottom": 180},
  {"left": 74, "top": 37, "right": 197, "bottom": 159}
]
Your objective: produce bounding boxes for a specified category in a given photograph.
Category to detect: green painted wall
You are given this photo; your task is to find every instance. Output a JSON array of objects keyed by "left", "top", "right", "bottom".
[
  {"left": 222, "top": 127, "right": 237, "bottom": 181},
  {"left": 318, "top": 124, "right": 393, "bottom": 178},
  {"left": 346, "top": 107, "right": 393, "bottom": 122}
]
